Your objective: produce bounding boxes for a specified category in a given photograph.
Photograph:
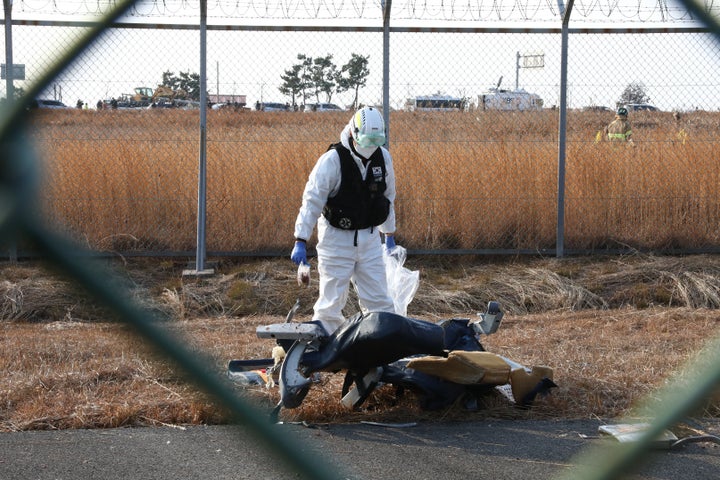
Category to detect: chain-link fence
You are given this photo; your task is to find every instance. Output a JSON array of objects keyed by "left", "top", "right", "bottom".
[
  {"left": 4, "top": 2, "right": 720, "bottom": 258},
  {"left": 3, "top": 2, "right": 720, "bottom": 479}
]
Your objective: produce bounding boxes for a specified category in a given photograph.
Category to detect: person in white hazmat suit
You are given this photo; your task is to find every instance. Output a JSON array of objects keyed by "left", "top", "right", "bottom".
[{"left": 290, "top": 106, "right": 399, "bottom": 335}]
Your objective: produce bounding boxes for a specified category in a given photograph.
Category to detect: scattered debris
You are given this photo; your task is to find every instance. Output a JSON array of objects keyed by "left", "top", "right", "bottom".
[{"left": 599, "top": 423, "right": 678, "bottom": 449}]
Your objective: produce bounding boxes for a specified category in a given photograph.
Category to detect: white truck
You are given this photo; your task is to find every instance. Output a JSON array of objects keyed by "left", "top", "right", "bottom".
[{"left": 478, "top": 77, "right": 543, "bottom": 111}]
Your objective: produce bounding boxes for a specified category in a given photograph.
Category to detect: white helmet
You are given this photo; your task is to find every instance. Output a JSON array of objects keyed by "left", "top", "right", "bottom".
[{"left": 349, "top": 107, "right": 386, "bottom": 152}]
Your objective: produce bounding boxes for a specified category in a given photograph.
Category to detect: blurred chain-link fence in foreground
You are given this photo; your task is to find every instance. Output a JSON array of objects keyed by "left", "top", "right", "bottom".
[{"left": 2, "top": 2, "right": 720, "bottom": 480}]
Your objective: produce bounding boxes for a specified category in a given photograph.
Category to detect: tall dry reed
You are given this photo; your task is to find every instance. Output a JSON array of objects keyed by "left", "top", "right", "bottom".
[{"left": 29, "top": 108, "right": 720, "bottom": 252}]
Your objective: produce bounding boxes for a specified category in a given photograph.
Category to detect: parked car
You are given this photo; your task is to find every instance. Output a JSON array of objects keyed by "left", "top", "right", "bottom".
[
  {"left": 304, "top": 103, "right": 344, "bottom": 112},
  {"left": 256, "top": 102, "right": 290, "bottom": 112},
  {"left": 582, "top": 106, "right": 613, "bottom": 112},
  {"left": 624, "top": 103, "right": 660, "bottom": 112},
  {"left": 30, "top": 99, "right": 69, "bottom": 109}
]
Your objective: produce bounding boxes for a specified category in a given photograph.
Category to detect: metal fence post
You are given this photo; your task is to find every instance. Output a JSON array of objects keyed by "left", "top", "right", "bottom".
[
  {"left": 383, "top": 0, "right": 392, "bottom": 147},
  {"left": 3, "top": 0, "right": 17, "bottom": 262},
  {"left": 556, "top": 0, "right": 574, "bottom": 258},
  {"left": 186, "top": 0, "right": 213, "bottom": 277}
]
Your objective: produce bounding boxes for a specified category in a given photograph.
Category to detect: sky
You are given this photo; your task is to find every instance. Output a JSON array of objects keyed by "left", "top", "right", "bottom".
[{"left": 3, "top": 0, "right": 720, "bottom": 111}]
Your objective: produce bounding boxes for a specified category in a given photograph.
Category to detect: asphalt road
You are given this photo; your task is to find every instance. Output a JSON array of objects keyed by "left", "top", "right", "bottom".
[{"left": 1, "top": 419, "right": 719, "bottom": 480}]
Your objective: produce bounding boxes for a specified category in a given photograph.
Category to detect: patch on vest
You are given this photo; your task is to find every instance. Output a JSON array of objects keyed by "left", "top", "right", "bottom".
[{"left": 371, "top": 166, "right": 383, "bottom": 179}]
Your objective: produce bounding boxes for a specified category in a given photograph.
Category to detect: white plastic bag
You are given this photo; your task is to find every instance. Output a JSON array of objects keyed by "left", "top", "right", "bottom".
[
  {"left": 383, "top": 245, "right": 420, "bottom": 317},
  {"left": 296, "top": 263, "right": 310, "bottom": 287}
]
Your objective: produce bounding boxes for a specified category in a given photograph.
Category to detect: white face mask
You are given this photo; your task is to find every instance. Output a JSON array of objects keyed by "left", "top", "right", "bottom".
[{"left": 354, "top": 144, "right": 378, "bottom": 159}]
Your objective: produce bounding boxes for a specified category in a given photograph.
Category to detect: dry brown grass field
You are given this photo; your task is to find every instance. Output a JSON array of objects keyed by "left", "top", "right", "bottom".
[
  {"left": 1, "top": 253, "right": 719, "bottom": 432},
  {"left": 28, "top": 108, "right": 720, "bottom": 253},
  {"left": 6, "top": 108, "right": 720, "bottom": 432}
]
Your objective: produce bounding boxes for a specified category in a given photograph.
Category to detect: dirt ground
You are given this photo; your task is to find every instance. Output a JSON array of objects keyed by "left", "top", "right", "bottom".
[{"left": 1, "top": 253, "right": 720, "bottom": 430}]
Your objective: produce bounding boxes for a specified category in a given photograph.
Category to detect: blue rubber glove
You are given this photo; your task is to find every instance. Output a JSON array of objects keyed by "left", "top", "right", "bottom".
[
  {"left": 385, "top": 234, "right": 396, "bottom": 252},
  {"left": 290, "top": 241, "right": 307, "bottom": 265}
]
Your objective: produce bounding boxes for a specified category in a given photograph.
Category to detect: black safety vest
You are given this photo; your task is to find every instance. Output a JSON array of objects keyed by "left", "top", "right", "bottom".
[{"left": 322, "top": 143, "right": 390, "bottom": 230}]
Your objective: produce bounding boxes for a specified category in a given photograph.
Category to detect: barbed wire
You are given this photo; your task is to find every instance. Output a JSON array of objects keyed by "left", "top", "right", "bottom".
[{"left": 10, "top": 0, "right": 718, "bottom": 22}]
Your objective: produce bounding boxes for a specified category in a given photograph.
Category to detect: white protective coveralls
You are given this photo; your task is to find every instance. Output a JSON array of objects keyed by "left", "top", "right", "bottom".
[{"left": 293, "top": 123, "right": 397, "bottom": 335}]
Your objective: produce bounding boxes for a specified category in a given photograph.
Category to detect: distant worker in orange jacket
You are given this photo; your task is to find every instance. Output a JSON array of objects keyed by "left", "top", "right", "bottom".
[{"left": 604, "top": 106, "right": 633, "bottom": 143}]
